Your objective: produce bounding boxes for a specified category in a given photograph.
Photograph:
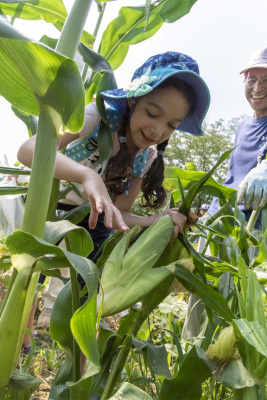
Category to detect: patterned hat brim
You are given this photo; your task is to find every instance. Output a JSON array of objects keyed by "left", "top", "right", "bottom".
[{"left": 101, "top": 70, "right": 210, "bottom": 136}]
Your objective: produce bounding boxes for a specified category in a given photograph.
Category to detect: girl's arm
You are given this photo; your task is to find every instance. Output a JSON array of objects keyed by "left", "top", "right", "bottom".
[
  {"left": 17, "top": 135, "right": 129, "bottom": 232},
  {"left": 113, "top": 178, "right": 195, "bottom": 231}
]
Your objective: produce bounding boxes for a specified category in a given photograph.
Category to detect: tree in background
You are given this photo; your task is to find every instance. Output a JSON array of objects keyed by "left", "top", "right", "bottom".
[{"left": 164, "top": 116, "right": 246, "bottom": 212}]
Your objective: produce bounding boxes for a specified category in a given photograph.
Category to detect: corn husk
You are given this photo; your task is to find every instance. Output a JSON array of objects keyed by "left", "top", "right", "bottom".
[
  {"left": 206, "top": 325, "right": 236, "bottom": 361},
  {"left": 168, "top": 256, "right": 195, "bottom": 295},
  {"left": 98, "top": 215, "right": 175, "bottom": 317}
]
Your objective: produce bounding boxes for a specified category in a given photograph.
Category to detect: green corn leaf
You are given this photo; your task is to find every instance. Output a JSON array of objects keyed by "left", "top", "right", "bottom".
[
  {"left": 39, "top": 34, "right": 57, "bottom": 49},
  {"left": 55, "top": 201, "right": 91, "bottom": 225},
  {"left": 232, "top": 319, "right": 267, "bottom": 358},
  {"left": 217, "top": 358, "right": 256, "bottom": 389},
  {"left": 6, "top": 369, "right": 41, "bottom": 398},
  {"left": 0, "top": 0, "right": 68, "bottom": 30},
  {"left": 141, "top": 274, "right": 175, "bottom": 316},
  {"left": 168, "top": 264, "right": 235, "bottom": 322},
  {"left": 177, "top": 175, "right": 185, "bottom": 203},
  {"left": 96, "top": 231, "right": 124, "bottom": 270},
  {"left": 5, "top": 229, "right": 100, "bottom": 372},
  {"left": 159, "top": 346, "right": 215, "bottom": 400},
  {"left": 236, "top": 256, "right": 248, "bottom": 318},
  {"left": 178, "top": 148, "right": 234, "bottom": 216},
  {"left": 255, "top": 357, "right": 267, "bottom": 381},
  {"left": 0, "top": 166, "right": 30, "bottom": 175},
  {"left": 49, "top": 283, "right": 76, "bottom": 398},
  {"left": 100, "top": 0, "right": 198, "bottom": 70},
  {"left": 96, "top": 72, "right": 117, "bottom": 165},
  {"left": 132, "top": 338, "right": 172, "bottom": 378},
  {"left": 165, "top": 166, "right": 236, "bottom": 205},
  {"left": 43, "top": 220, "right": 94, "bottom": 258},
  {"left": 50, "top": 281, "right": 74, "bottom": 353},
  {"left": 164, "top": 328, "right": 184, "bottom": 366},
  {"left": 7, "top": 224, "right": 93, "bottom": 264},
  {"left": 253, "top": 229, "right": 267, "bottom": 267},
  {"left": 177, "top": 232, "right": 211, "bottom": 279},
  {"left": 78, "top": 44, "right": 117, "bottom": 165},
  {"left": 0, "top": 186, "right": 28, "bottom": 195},
  {"left": 246, "top": 270, "right": 266, "bottom": 330},
  {"left": 195, "top": 222, "right": 226, "bottom": 238},
  {"left": 144, "top": 0, "right": 152, "bottom": 30},
  {"left": 0, "top": 17, "right": 85, "bottom": 133},
  {"left": 109, "top": 382, "right": 152, "bottom": 400},
  {"left": 11, "top": 105, "right": 37, "bottom": 137},
  {"left": 0, "top": 0, "right": 95, "bottom": 46}
]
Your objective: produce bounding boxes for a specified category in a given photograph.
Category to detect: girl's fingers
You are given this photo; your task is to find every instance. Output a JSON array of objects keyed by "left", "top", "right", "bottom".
[
  {"left": 88, "top": 202, "right": 99, "bottom": 229},
  {"left": 112, "top": 208, "right": 129, "bottom": 232},
  {"left": 104, "top": 203, "right": 129, "bottom": 231},
  {"left": 170, "top": 211, "right": 186, "bottom": 232},
  {"left": 89, "top": 195, "right": 129, "bottom": 232}
]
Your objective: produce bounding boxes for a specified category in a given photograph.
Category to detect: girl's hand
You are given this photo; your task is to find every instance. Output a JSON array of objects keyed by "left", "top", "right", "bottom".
[
  {"left": 155, "top": 208, "right": 186, "bottom": 233},
  {"left": 157, "top": 208, "right": 198, "bottom": 237},
  {"left": 82, "top": 175, "right": 129, "bottom": 232}
]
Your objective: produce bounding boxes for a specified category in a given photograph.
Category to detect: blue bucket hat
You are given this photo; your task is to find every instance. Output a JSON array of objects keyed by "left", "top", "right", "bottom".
[{"left": 101, "top": 51, "right": 210, "bottom": 136}]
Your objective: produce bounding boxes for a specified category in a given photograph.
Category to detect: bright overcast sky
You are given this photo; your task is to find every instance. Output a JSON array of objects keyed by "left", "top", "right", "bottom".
[{"left": 1, "top": 0, "right": 267, "bottom": 164}]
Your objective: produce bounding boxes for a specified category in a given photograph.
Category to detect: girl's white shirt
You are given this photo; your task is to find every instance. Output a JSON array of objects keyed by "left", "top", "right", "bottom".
[{"left": 61, "top": 102, "right": 157, "bottom": 205}]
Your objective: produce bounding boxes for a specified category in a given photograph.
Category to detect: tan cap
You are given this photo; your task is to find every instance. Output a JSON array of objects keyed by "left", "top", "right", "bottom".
[{"left": 240, "top": 46, "right": 267, "bottom": 74}]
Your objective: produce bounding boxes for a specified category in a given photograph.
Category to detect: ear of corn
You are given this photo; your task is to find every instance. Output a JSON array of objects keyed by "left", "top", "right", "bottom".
[
  {"left": 121, "top": 215, "right": 174, "bottom": 274},
  {"left": 100, "top": 226, "right": 139, "bottom": 288},
  {"left": 98, "top": 215, "right": 175, "bottom": 317},
  {"left": 206, "top": 326, "right": 236, "bottom": 361},
  {"left": 99, "top": 265, "right": 173, "bottom": 317}
]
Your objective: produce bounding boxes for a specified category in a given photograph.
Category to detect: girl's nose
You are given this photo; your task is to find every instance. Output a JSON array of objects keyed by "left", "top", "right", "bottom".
[{"left": 150, "top": 123, "right": 164, "bottom": 139}]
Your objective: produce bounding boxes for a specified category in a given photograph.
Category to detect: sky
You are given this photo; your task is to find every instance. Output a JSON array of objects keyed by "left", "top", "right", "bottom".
[{"left": 0, "top": 0, "right": 267, "bottom": 165}]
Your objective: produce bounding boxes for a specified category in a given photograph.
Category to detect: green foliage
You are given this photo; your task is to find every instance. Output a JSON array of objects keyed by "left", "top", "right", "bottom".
[
  {"left": 0, "top": 1, "right": 266, "bottom": 399},
  {"left": 165, "top": 118, "right": 242, "bottom": 210}
]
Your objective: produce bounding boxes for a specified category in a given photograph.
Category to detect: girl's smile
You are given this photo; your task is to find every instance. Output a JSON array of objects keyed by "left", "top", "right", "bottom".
[{"left": 126, "top": 86, "right": 190, "bottom": 152}]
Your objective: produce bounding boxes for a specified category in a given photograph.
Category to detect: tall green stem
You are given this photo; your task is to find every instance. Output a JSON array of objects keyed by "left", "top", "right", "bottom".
[
  {"left": 0, "top": 0, "right": 93, "bottom": 392},
  {"left": 65, "top": 236, "right": 81, "bottom": 382},
  {"left": 82, "top": 3, "right": 106, "bottom": 82},
  {"left": 0, "top": 267, "right": 32, "bottom": 390},
  {"left": 22, "top": 105, "right": 58, "bottom": 236},
  {"left": 100, "top": 308, "right": 149, "bottom": 400},
  {"left": 247, "top": 209, "right": 261, "bottom": 233},
  {"left": 56, "top": 0, "right": 93, "bottom": 59}
]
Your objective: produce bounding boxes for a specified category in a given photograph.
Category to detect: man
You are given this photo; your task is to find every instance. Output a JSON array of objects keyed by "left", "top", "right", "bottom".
[
  {"left": 209, "top": 46, "right": 267, "bottom": 222},
  {"left": 199, "top": 203, "right": 209, "bottom": 219},
  {"left": 182, "top": 46, "right": 267, "bottom": 342}
]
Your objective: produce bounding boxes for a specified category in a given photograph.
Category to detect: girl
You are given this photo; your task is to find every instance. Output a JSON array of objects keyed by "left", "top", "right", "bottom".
[
  {"left": 18, "top": 51, "right": 210, "bottom": 345},
  {"left": 18, "top": 51, "right": 210, "bottom": 232}
]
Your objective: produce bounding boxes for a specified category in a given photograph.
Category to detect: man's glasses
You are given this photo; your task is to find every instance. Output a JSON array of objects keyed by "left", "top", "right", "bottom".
[{"left": 245, "top": 77, "right": 267, "bottom": 88}]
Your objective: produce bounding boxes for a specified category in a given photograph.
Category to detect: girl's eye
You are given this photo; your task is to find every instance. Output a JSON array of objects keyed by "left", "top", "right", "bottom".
[
  {"left": 169, "top": 124, "right": 176, "bottom": 130},
  {"left": 147, "top": 110, "right": 156, "bottom": 118}
]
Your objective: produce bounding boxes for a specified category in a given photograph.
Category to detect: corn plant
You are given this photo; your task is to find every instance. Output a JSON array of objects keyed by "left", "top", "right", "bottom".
[
  {"left": 0, "top": 0, "right": 203, "bottom": 397},
  {"left": 0, "top": 1, "right": 265, "bottom": 399}
]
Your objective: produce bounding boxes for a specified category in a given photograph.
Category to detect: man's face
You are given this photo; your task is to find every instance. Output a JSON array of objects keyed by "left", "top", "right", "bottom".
[
  {"left": 200, "top": 209, "right": 207, "bottom": 216},
  {"left": 245, "top": 68, "right": 267, "bottom": 118}
]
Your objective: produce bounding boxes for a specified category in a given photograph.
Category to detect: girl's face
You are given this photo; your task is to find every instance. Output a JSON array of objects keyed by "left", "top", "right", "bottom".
[{"left": 126, "top": 86, "right": 190, "bottom": 151}]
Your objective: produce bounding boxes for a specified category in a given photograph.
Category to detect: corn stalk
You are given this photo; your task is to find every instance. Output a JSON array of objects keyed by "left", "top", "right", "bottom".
[{"left": 0, "top": 0, "right": 92, "bottom": 392}]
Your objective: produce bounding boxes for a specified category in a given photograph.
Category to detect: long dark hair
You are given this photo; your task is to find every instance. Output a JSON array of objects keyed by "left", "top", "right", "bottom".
[{"left": 104, "top": 77, "right": 196, "bottom": 208}]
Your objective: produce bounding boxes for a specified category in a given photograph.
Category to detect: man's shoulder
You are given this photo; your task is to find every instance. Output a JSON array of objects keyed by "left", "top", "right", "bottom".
[
  {"left": 236, "top": 116, "right": 267, "bottom": 137},
  {"left": 239, "top": 115, "right": 267, "bottom": 128}
]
